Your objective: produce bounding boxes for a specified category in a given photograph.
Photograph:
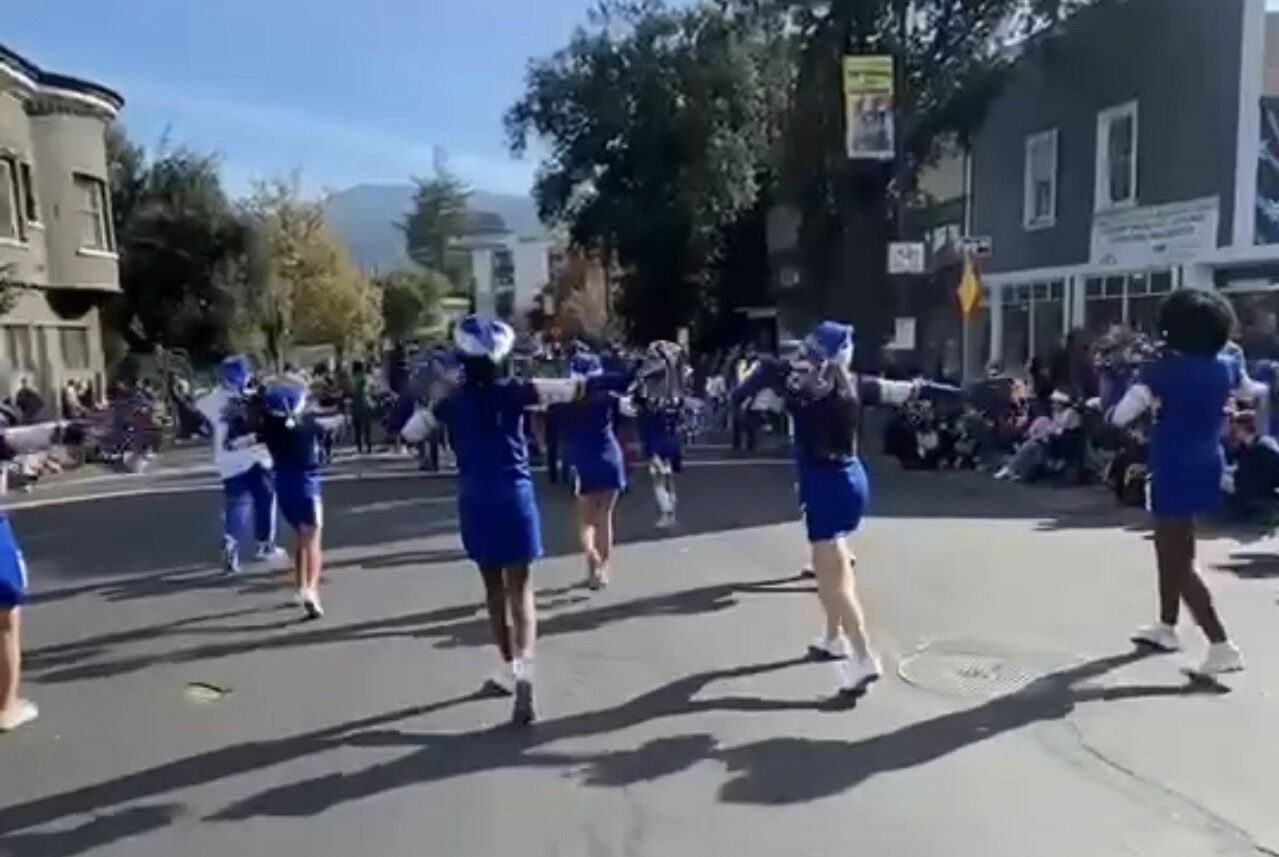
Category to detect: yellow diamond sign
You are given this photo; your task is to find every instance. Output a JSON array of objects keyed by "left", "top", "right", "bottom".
[{"left": 957, "top": 257, "right": 981, "bottom": 317}]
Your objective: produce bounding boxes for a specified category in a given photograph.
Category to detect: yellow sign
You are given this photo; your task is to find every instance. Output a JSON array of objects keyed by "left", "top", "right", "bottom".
[
  {"left": 957, "top": 257, "right": 981, "bottom": 317},
  {"left": 842, "top": 56, "right": 895, "bottom": 161}
]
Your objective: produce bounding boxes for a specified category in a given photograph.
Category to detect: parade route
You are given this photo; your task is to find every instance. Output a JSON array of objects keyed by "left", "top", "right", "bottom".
[{"left": 3, "top": 458, "right": 1279, "bottom": 856}]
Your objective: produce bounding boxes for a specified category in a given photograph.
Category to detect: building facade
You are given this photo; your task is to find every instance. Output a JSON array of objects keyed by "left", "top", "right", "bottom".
[
  {"left": 968, "top": 0, "right": 1274, "bottom": 373},
  {"left": 451, "top": 213, "right": 554, "bottom": 328},
  {"left": 0, "top": 43, "right": 122, "bottom": 409}
]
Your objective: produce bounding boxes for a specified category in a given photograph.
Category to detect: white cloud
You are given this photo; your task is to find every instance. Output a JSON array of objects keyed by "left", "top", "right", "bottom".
[{"left": 117, "top": 77, "right": 535, "bottom": 196}]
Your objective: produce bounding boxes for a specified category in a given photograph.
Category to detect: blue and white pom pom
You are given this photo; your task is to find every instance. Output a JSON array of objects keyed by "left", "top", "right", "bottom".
[
  {"left": 454, "top": 315, "right": 516, "bottom": 362},
  {"left": 569, "top": 351, "right": 603, "bottom": 379},
  {"left": 263, "top": 378, "right": 308, "bottom": 429},
  {"left": 805, "top": 321, "right": 855, "bottom": 368},
  {"left": 218, "top": 354, "right": 251, "bottom": 392}
]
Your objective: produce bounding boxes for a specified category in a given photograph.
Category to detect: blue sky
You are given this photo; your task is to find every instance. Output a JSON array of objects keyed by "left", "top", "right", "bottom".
[{"left": 4, "top": 0, "right": 621, "bottom": 197}]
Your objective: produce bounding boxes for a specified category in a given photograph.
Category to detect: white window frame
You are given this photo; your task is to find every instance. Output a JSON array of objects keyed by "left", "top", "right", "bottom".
[
  {"left": 18, "top": 162, "right": 39, "bottom": 228},
  {"left": 1095, "top": 100, "right": 1139, "bottom": 213},
  {"left": 1023, "top": 129, "right": 1059, "bottom": 230},
  {"left": 0, "top": 159, "right": 21, "bottom": 244},
  {"left": 73, "top": 173, "right": 114, "bottom": 253}
]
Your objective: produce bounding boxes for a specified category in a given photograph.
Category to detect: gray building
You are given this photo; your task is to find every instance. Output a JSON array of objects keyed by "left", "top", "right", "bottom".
[
  {"left": 0, "top": 43, "right": 122, "bottom": 410},
  {"left": 968, "top": 0, "right": 1276, "bottom": 373}
]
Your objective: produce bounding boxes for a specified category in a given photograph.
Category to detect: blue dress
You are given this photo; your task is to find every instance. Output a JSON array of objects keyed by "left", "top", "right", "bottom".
[
  {"left": 637, "top": 396, "right": 683, "bottom": 471},
  {"left": 260, "top": 414, "right": 324, "bottom": 530},
  {"left": 0, "top": 514, "right": 27, "bottom": 608},
  {"left": 562, "top": 391, "right": 627, "bottom": 494},
  {"left": 435, "top": 380, "right": 543, "bottom": 569},
  {"left": 1141, "top": 352, "right": 1232, "bottom": 518}
]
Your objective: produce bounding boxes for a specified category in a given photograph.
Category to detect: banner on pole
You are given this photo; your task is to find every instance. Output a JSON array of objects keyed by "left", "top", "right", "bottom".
[{"left": 843, "top": 56, "right": 895, "bottom": 161}]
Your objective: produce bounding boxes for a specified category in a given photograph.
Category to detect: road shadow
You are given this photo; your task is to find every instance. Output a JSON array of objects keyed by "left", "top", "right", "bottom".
[
  {"left": 0, "top": 803, "right": 182, "bottom": 857},
  {"left": 24, "top": 576, "right": 804, "bottom": 685},
  {"left": 1214, "top": 550, "right": 1279, "bottom": 579}
]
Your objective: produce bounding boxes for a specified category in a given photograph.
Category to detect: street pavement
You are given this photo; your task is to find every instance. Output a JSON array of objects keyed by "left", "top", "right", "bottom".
[{"left": 3, "top": 452, "right": 1279, "bottom": 856}]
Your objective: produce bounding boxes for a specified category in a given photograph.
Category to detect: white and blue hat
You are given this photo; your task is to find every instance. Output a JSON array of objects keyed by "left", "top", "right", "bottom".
[
  {"left": 805, "top": 321, "right": 855, "bottom": 367},
  {"left": 454, "top": 315, "right": 516, "bottom": 363},
  {"left": 263, "top": 378, "right": 308, "bottom": 427},
  {"left": 218, "top": 354, "right": 251, "bottom": 392},
  {"left": 569, "top": 351, "right": 603, "bottom": 379}
]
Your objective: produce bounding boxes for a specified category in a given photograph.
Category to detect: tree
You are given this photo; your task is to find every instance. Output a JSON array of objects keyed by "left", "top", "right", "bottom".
[
  {"left": 241, "top": 177, "right": 381, "bottom": 366},
  {"left": 506, "top": 0, "right": 794, "bottom": 342},
  {"left": 399, "top": 154, "right": 472, "bottom": 291},
  {"left": 778, "top": 0, "right": 1102, "bottom": 354},
  {"left": 377, "top": 268, "right": 448, "bottom": 342},
  {"left": 106, "top": 126, "right": 249, "bottom": 365}
]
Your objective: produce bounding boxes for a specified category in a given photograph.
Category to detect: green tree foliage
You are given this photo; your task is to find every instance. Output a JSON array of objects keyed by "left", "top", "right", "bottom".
[
  {"left": 400, "top": 155, "right": 473, "bottom": 292},
  {"left": 506, "top": 0, "right": 794, "bottom": 342},
  {"left": 106, "top": 126, "right": 249, "bottom": 365},
  {"left": 377, "top": 267, "right": 448, "bottom": 342}
]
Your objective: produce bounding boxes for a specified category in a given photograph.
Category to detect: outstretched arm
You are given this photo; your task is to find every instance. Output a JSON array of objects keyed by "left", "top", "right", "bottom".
[{"left": 1110, "top": 383, "right": 1153, "bottom": 428}]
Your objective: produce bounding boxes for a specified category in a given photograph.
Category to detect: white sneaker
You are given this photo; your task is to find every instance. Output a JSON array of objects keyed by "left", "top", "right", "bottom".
[
  {"left": 0, "top": 698, "right": 39, "bottom": 732},
  {"left": 302, "top": 588, "right": 324, "bottom": 620},
  {"left": 1132, "top": 623, "right": 1181, "bottom": 652},
  {"left": 1194, "top": 641, "right": 1244, "bottom": 677},
  {"left": 484, "top": 662, "right": 516, "bottom": 696},
  {"left": 807, "top": 634, "right": 851, "bottom": 661},
  {"left": 993, "top": 467, "right": 1012, "bottom": 481},
  {"left": 838, "top": 653, "right": 882, "bottom": 696},
  {"left": 512, "top": 659, "right": 536, "bottom": 725},
  {"left": 292, "top": 589, "right": 305, "bottom": 607},
  {"left": 656, "top": 513, "right": 677, "bottom": 530},
  {"left": 256, "top": 545, "right": 289, "bottom": 569}
]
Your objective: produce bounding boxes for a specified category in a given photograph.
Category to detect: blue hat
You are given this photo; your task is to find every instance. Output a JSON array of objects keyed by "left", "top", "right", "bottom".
[
  {"left": 569, "top": 351, "right": 603, "bottom": 378},
  {"left": 218, "top": 355, "right": 250, "bottom": 392},
  {"left": 805, "top": 321, "right": 854, "bottom": 367},
  {"left": 263, "top": 378, "right": 308, "bottom": 426},
  {"left": 454, "top": 315, "right": 515, "bottom": 362}
]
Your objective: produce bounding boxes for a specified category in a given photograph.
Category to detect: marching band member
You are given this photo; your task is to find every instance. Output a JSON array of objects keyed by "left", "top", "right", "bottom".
[
  {"left": 258, "top": 376, "right": 333, "bottom": 620},
  {"left": 634, "top": 341, "right": 686, "bottom": 529},
  {"left": 733, "top": 321, "right": 957, "bottom": 697},
  {"left": 562, "top": 351, "right": 627, "bottom": 589},
  {"left": 402, "top": 316, "right": 631, "bottom": 725},
  {"left": 1112, "top": 289, "right": 1245, "bottom": 678},
  {"left": 196, "top": 355, "right": 285, "bottom": 576}
]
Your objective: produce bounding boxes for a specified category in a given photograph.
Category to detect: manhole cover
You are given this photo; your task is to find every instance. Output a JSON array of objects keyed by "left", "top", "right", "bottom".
[
  {"left": 898, "top": 640, "right": 1077, "bottom": 699},
  {"left": 184, "top": 682, "right": 232, "bottom": 704}
]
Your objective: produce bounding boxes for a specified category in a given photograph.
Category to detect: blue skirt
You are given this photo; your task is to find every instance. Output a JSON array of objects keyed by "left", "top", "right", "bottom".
[
  {"left": 573, "top": 440, "right": 627, "bottom": 495},
  {"left": 0, "top": 518, "right": 27, "bottom": 608},
  {"left": 458, "top": 480, "right": 543, "bottom": 569},
  {"left": 798, "top": 457, "right": 870, "bottom": 543},
  {"left": 1149, "top": 446, "right": 1223, "bottom": 518}
]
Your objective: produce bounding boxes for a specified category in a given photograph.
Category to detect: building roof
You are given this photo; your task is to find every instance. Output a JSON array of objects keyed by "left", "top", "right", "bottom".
[{"left": 0, "top": 42, "right": 124, "bottom": 116}]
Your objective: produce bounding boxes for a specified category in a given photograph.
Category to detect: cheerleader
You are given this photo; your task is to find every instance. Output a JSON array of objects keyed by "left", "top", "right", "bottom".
[
  {"left": 561, "top": 351, "right": 627, "bottom": 589},
  {"left": 1112, "top": 289, "right": 1245, "bottom": 677},
  {"left": 258, "top": 376, "right": 330, "bottom": 620},
  {"left": 634, "top": 341, "right": 686, "bottom": 529},
  {"left": 195, "top": 355, "right": 285, "bottom": 575},
  {"left": 732, "top": 321, "right": 955, "bottom": 696},
  {"left": 402, "top": 316, "right": 630, "bottom": 725}
]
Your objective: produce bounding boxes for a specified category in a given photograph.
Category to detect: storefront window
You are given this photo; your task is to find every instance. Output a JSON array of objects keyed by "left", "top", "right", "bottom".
[
  {"left": 996, "top": 280, "right": 1065, "bottom": 372},
  {"left": 1001, "top": 290, "right": 1030, "bottom": 371},
  {"left": 1033, "top": 281, "right": 1065, "bottom": 359},
  {"left": 1229, "top": 290, "right": 1279, "bottom": 361},
  {"left": 1084, "top": 270, "right": 1172, "bottom": 339}
]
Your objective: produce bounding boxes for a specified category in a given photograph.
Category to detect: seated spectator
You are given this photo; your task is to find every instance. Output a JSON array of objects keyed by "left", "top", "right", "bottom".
[
  {"left": 14, "top": 379, "right": 42, "bottom": 424},
  {"left": 1223, "top": 409, "right": 1279, "bottom": 521}
]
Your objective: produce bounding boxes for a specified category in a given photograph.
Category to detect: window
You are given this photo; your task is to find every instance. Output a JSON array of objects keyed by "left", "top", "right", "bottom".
[
  {"left": 999, "top": 280, "right": 1067, "bottom": 371},
  {"left": 1024, "top": 130, "right": 1058, "bottom": 229},
  {"left": 0, "top": 159, "right": 19, "bottom": 242},
  {"left": 4, "top": 325, "right": 34, "bottom": 371},
  {"left": 1083, "top": 269, "right": 1172, "bottom": 338},
  {"left": 73, "top": 174, "right": 113, "bottom": 252},
  {"left": 59, "top": 327, "right": 90, "bottom": 370},
  {"left": 1096, "top": 101, "right": 1138, "bottom": 211},
  {"left": 18, "top": 162, "right": 38, "bottom": 226}
]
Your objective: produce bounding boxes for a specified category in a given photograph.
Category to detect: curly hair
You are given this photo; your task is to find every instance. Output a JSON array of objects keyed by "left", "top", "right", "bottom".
[{"left": 1158, "top": 289, "right": 1236, "bottom": 357}]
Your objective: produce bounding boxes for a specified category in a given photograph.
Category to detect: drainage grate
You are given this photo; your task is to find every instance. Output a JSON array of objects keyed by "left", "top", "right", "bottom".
[{"left": 898, "top": 640, "right": 1077, "bottom": 700}]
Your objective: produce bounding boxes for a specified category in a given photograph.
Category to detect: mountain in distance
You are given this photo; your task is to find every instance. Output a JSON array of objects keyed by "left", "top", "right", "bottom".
[{"left": 323, "top": 183, "right": 548, "bottom": 273}]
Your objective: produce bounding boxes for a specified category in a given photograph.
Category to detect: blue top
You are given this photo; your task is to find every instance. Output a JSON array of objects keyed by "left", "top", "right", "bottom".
[
  {"left": 1141, "top": 352, "right": 1232, "bottom": 467},
  {"left": 434, "top": 380, "right": 540, "bottom": 496},
  {"left": 259, "top": 413, "right": 323, "bottom": 496},
  {"left": 562, "top": 390, "right": 623, "bottom": 466}
]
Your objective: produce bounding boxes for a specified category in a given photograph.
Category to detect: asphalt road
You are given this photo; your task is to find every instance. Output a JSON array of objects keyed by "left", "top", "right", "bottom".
[{"left": 3, "top": 454, "right": 1279, "bottom": 856}]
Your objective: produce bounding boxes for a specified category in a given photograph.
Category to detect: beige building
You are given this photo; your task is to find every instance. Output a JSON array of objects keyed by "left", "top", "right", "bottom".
[{"left": 0, "top": 43, "right": 122, "bottom": 412}]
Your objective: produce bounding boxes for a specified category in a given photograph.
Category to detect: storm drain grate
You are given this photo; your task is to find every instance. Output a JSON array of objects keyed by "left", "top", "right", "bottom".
[{"left": 898, "top": 640, "right": 1078, "bottom": 700}]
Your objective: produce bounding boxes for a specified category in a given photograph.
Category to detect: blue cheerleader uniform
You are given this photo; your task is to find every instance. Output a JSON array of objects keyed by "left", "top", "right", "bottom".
[
  {"left": 1135, "top": 352, "right": 1233, "bottom": 518},
  {"left": 259, "top": 411, "right": 325, "bottom": 531},
  {"left": 434, "top": 380, "right": 544, "bottom": 570},
  {"left": 636, "top": 396, "right": 684, "bottom": 472},
  {"left": 0, "top": 515, "right": 27, "bottom": 609},
  {"left": 562, "top": 391, "right": 627, "bottom": 494}
]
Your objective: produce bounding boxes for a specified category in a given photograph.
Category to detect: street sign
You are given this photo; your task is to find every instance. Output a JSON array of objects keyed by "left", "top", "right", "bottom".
[
  {"left": 958, "top": 235, "right": 993, "bottom": 258},
  {"left": 957, "top": 257, "right": 981, "bottom": 316},
  {"left": 888, "top": 241, "right": 926, "bottom": 275}
]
